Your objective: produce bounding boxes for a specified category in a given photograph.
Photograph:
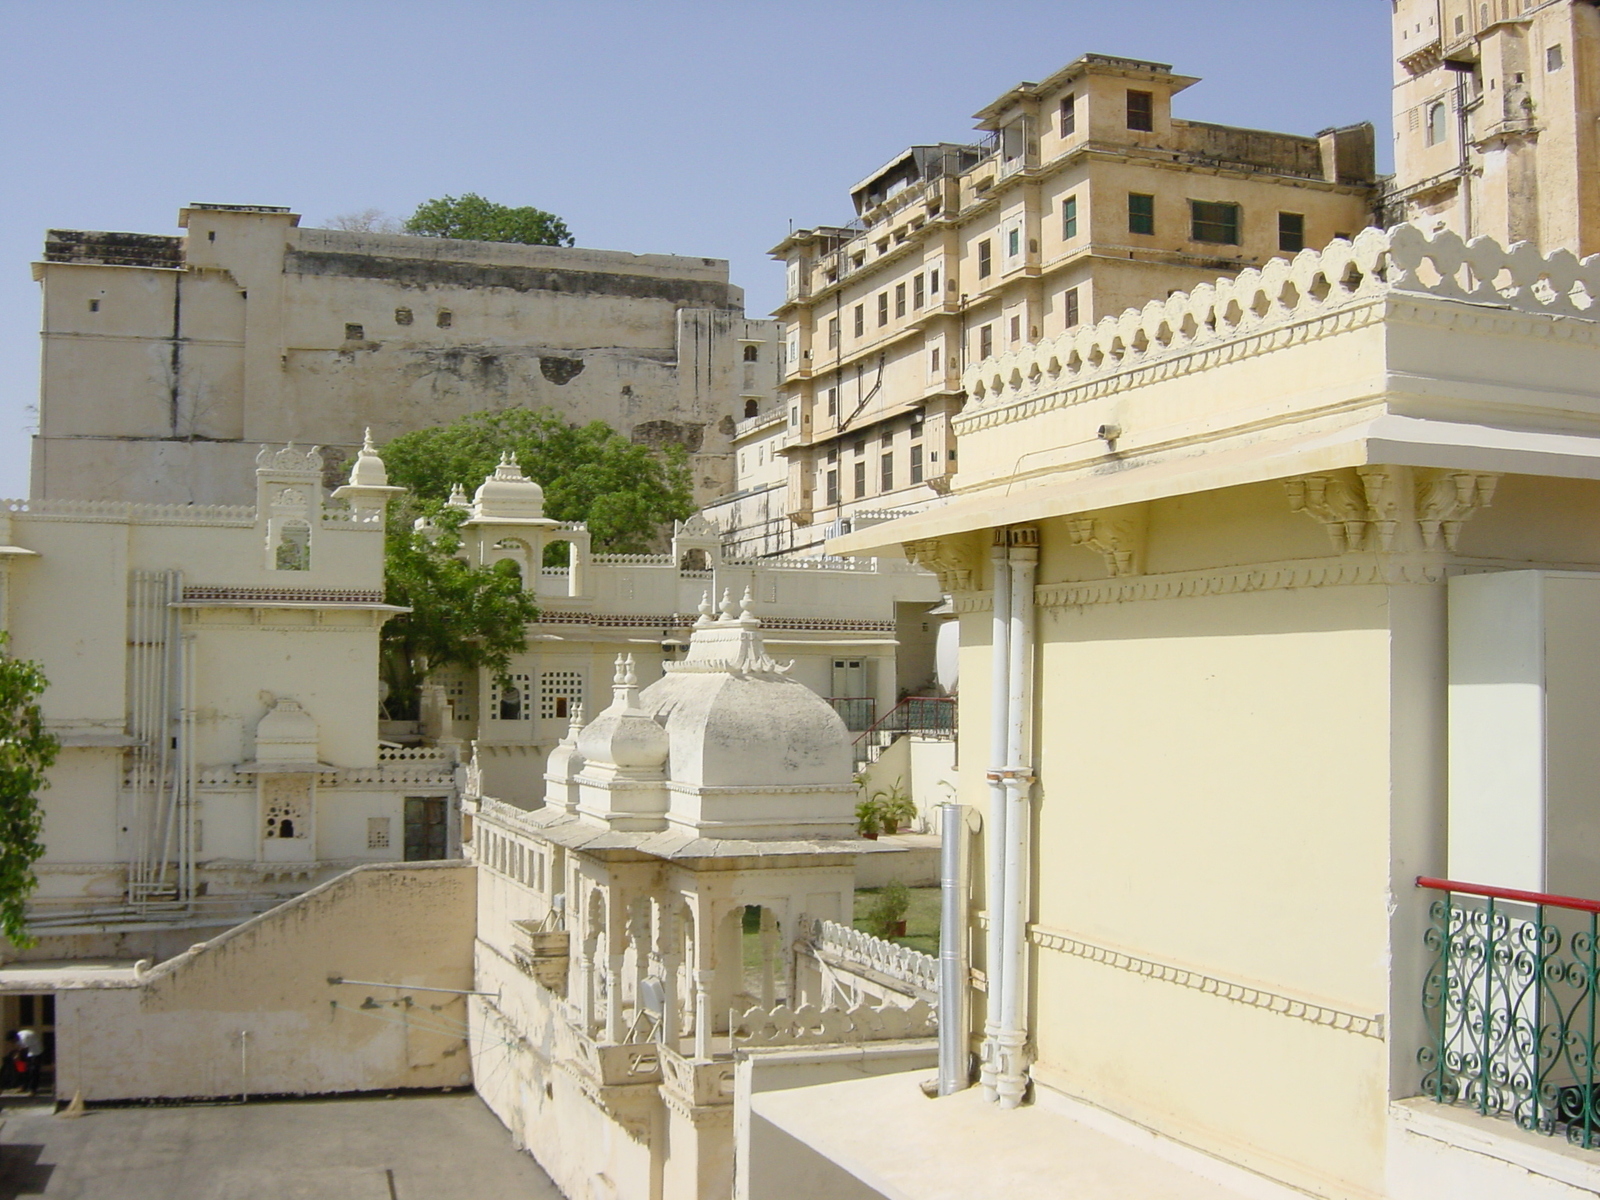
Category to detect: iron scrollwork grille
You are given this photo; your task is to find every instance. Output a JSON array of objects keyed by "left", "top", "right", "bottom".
[{"left": 1420, "top": 879, "right": 1600, "bottom": 1148}]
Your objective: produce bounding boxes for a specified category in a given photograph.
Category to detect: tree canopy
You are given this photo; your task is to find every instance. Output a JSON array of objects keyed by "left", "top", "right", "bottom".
[
  {"left": 0, "top": 639, "right": 58, "bottom": 946},
  {"left": 381, "top": 408, "right": 695, "bottom": 554},
  {"left": 404, "top": 193, "right": 575, "bottom": 247},
  {"left": 377, "top": 409, "right": 694, "bottom": 715},
  {"left": 381, "top": 506, "right": 540, "bottom": 718}
]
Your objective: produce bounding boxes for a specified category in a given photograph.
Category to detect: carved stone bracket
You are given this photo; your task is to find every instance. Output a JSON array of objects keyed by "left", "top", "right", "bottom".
[
  {"left": 904, "top": 534, "right": 980, "bottom": 593},
  {"left": 1416, "top": 470, "right": 1499, "bottom": 551},
  {"left": 1066, "top": 507, "right": 1145, "bottom": 577},
  {"left": 1287, "top": 467, "right": 1499, "bottom": 554}
]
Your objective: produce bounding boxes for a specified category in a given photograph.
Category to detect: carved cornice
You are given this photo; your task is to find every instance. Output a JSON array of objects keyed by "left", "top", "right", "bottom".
[
  {"left": 1029, "top": 924, "right": 1385, "bottom": 1040},
  {"left": 1287, "top": 467, "right": 1499, "bottom": 554},
  {"left": 904, "top": 534, "right": 982, "bottom": 593},
  {"left": 1067, "top": 506, "right": 1146, "bottom": 577}
]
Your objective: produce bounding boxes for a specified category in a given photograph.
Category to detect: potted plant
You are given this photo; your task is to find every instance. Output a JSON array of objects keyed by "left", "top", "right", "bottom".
[
  {"left": 866, "top": 879, "right": 911, "bottom": 939},
  {"left": 872, "top": 778, "right": 916, "bottom": 836},
  {"left": 855, "top": 797, "right": 882, "bottom": 840}
]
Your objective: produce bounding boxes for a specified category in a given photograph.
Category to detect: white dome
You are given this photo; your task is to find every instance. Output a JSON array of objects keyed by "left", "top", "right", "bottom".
[
  {"left": 576, "top": 656, "right": 668, "bottom": 772},
  {"left": 347, "top": 428, "right": 390, "bottom": 488},
  {"left": 471, "top": 452, "right": 546, "bottom": 522}
]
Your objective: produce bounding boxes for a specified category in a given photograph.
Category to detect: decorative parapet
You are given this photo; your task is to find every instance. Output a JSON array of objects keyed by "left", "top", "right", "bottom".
[
  {"left": 183, "top": 586, "right": 386, "bottom": 605},
  {"left": 659, "top": 1045, "right": 737, "bottom": 1111},
  {"left": 591, "top": 553, "right": 674, "bottom": 566},
  {"left": 377, "top": 746, "right": 456, "bottom": 764},
  {"left": 805, "top": 917, "right": 939, "bottom": 994},
  {"left": 2, "top": 498, "right": 256, "bottom": 526},
  {"left": 730, "top": 998, "right": 937, "bottom": 1048},
  {"left": 961, "top": 224, "right": 1600, "bottom": 424}
]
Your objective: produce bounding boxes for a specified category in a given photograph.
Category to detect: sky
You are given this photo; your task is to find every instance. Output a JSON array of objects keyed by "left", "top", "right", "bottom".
[{"left": 0, "top": 0, "right": 1395, "bottom": 500}]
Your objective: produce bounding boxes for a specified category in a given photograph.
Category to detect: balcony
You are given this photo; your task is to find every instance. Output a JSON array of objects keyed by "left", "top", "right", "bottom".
[{"left": 1418, "top": 876, "right": 1600, "bottom": 1148}]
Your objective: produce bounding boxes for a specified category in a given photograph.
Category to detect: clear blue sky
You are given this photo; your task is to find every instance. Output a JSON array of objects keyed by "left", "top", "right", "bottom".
[{"left": 0, "top": 0, "right": 1393, "bottom": 499}]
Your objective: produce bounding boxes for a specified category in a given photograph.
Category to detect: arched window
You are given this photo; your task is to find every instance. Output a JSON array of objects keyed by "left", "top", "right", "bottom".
[
  {"left": 1426, "top": 102, "right": 1448, "bottom": 147},
  {"left": 743, "top": 345, "right": 759, "bottom": 362},
  {"left": 744, "top": 398, "right": 759, "bottom": 419}
]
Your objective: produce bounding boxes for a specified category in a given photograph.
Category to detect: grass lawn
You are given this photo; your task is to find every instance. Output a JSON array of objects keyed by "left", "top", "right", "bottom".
[{"left": 854, "top": 885, "right": 941, "bottom": 957}]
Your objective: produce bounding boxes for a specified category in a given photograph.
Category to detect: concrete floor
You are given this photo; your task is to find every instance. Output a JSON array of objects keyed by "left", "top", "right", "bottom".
[{"left": 0, "top": 1092, "right": 564, "bottom": 1199}]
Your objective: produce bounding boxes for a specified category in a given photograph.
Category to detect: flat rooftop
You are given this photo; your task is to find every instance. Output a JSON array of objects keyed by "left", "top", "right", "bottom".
[{"left": 0, "top": 1092, "right": 561, "bottom": 1199}]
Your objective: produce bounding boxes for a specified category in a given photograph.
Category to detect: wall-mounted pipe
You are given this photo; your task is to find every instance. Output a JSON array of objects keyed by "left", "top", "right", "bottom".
[{"left": 937, "top": 800, "right": 968, "bottom": 1095}]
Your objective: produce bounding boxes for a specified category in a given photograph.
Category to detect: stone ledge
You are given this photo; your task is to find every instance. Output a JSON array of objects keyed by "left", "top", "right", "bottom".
[{"left": 1391, "top": 1096, "right": 1600, "bottom": 1194}]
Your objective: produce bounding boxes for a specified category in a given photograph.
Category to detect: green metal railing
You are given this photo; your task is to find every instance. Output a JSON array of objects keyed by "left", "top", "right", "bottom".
[{"left": 1419, "top": 876, "right": 1600, "bottom": 1147}]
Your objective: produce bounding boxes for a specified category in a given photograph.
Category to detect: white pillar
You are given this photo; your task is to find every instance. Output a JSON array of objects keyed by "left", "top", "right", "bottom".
[
  {"left": 693, "top": 969, "right": 715, "bottom": 1060},
  {"left": 980, "top": 530, "right": 1012, "bottom": 1102},
  {"left": 997, "top": 529, "right": 1038, "bottom": 1110}
]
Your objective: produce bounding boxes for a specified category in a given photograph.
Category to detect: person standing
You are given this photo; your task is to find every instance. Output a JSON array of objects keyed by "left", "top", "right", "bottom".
[{"left": 16, "top": 1027, "right": 42, "bottom": 1096}]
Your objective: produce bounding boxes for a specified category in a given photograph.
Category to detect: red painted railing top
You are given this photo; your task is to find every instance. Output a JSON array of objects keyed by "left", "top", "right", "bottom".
[{"left": 1417, "top": 875, "right": 1600, "bottom": 916}]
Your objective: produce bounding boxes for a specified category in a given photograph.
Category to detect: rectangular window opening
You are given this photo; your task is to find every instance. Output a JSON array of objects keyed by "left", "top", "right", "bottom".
[
  {"left": 1064, "top": 286, "right": 1080, "bottom": 328},
  {"left": 1060, "top": 93, "right": 1076, "bottom": 136},
  {"left": 1278, "top": 212, "right": 1305, "bottom": 254},
  {"left": 977, "top": 239, "right": 992, "bottom": 278},
  {"left": 1190, "top": 200, "right": 1241, "bottom": 246},
  {"left": 1128, "top": 193, "right": 1155, "bottom": 236},
  {"left": 1127, "top": 90, "right": 1154, "bottom": 132},
  {"left": 1062, "top": 195, "right": 1078, "bottom": 241}
]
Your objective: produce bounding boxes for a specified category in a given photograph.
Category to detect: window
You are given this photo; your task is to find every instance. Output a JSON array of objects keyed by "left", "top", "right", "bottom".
[
  {"left": 1128, "top": 193, "right": 1155, "bottom": 236},
  {"left": 1127, "top": 90, "right": 1154, "bottom": 132},
  {"left": 881, "top": 453, "right": 894, "bottom": 491},
  {"left": 275, "top": 521, "right": 311, "bottom": 571},
  {"left": 1062, "top": 195, "right": 1078, "bottom": 240},
  {"left": 744, "top": 397, "right": 758, "bottom": 418},
  {"left": 930, "top": 346, "right": 941, "bottom": 374},
  {"left": 1190, "top": 200, "right": 1241, "bottom": 245},
  {"left": 895, "top": 282, "right": 906, "bottom": 318},
  {"left": 344, "top": 323, "right": 364, "bottom": 341},
  {"left": 1548, "top": 44, "right": 1564, "bottom": 71},
  {"left": 827, "top": 387, "right": 838, "bottom": 417},
  {"left": 825, "top": 470, "right": 839, "bottom": 506},
  {"left": 827, "top": 318, "right": 839, "bottom": 349},
  {"left": 1278, "top": 212, "right": 1305, "bottom": 253},
  {"left": 790, "top": 405, "right": 799, "bottom": 427},
  {"left": 1009, "top": 315, "right": 1021, "bottom": 343},
  {"left": 853, "top": 460, "right": 866, "bottom": 498},
  {"left": 394, "top": 307, "right": 413, "bottom": 325},
  {"left": 910, "top": 409, "right": 923, "bottom": 435},
  {"left": 1425, "top": 101, "right": 1448, "bottom": 147},
  {"left": 540, "top": 669, "right": 583, "bottom": 719},
  {"left": 978, "top": 239, "right": 993, "bottom": 278},
  {"left": 436, "top": 310, "right": 453, "bottom": 328},
  {"left": 877, "top": 292, "right": 889, "bottom": 327},
  {"left": 913, "top": 273, "right": 925, "bottom": 308},
  {"left": 1060, "top": 93, "right": 1076, "bottom": 136},
  {"left": 492, "top": 673, "right": 531, "bottom": 721},
  {"left": 929, "top": 267, "right": 940, "bottom": 296},
  {"left": 367, "top": 817, "right": 391, "bottom": 851},
  {"left": 979, "top": 324, "right": 994, "bottom": 358},
  {"left": 853, "top": 305, "right": 864, "bottom": 337},
  {"left": 743, "top": 344, "right": 759, "bottom": 362},
  {"left": 1008, "top": 228, "right": 1020, "bottom": 258},
  {"left": 1064, "top": 287, "right": 1080, "bottom": 328},
  {"left": 444, "top": 676, "right": 471, "bottom": 722},
  {"left": 910, "top": 444, "right": 924, "bottom": 484}
]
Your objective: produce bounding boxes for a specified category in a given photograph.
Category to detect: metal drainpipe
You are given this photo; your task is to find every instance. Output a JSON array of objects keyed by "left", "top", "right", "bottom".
[
  {"left": 937, "top": 799, "right": 968, "bottom": 1094},
  {"left": 996, "top": 528, "right": 1038, "bottom": 1110},
  {"left": 979, "top": 530, "right": 1012, "bottom": 1102}
]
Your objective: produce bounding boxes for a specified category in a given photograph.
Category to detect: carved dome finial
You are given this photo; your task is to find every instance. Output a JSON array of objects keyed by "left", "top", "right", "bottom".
[
  {"left": 718, "top": 588, "right": 737, "bottom": 623},
  {"left": 695, "top": 592, "right": 714, "bottom": 629}
]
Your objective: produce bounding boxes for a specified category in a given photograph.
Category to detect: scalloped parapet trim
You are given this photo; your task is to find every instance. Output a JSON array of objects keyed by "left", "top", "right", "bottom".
[
  {"left": 963, "top": 223, "right": 1600, "bottom": 414},
  {"left": 4, "top": 498, "right": 256, "bottom": 524}
]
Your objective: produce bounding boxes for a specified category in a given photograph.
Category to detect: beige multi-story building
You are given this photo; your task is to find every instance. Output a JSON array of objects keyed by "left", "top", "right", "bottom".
[
  {"left": 1391, "top": 0, "right": 1600, "bottom": 256},
  {"left": 32, "top": 204, "right": 780, "bottom": 508},
  {"left": 754, "top": 55, "right": 1377, "bottom": 556}
]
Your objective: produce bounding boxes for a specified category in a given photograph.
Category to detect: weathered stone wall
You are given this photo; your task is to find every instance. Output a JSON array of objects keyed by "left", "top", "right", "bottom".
[{"left": 55, "top": 862, "right": 475, "bottom": 1101}]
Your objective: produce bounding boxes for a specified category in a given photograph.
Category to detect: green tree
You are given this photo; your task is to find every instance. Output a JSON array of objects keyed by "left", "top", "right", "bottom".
[
  {"left": 381, "top": 408, "right": 695, "bottom": 554},
  {"left": 0, "top": 638, "right": 58, "bottom": 947},
  {"left": 404, "top": 193, "right": 575, "bottom": 246},
  {"left": 378, "top": 409, "right": 693, "bottom": 715},
  {"left": 382, "top": 504, "right": 541, "bottom": 719}
]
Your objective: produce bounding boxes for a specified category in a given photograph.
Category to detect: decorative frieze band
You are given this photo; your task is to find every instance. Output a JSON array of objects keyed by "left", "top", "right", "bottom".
[
  {"left": 536, "top": 610, "right": 894, "bottom": 634},
  {"left": 949, "top": 556, "right": 1454, "bottom": 614},
  {"left": 1028, "top": 924, "right": 1385, "bottom": 1040}
]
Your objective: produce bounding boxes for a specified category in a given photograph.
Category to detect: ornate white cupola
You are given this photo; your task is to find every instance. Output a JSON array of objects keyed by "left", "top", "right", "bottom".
[
  {"left": 544, "top": 703, "right": 588, "bottom": 814},
  {"left": 575, "top": 655, "right": 670, "bottom": 831},
  {"left": 330, "top": 428, "right": 404, "bottom": 523},
  {"left": 460, "top": 451, "right": 559, "bottom": 582}
]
